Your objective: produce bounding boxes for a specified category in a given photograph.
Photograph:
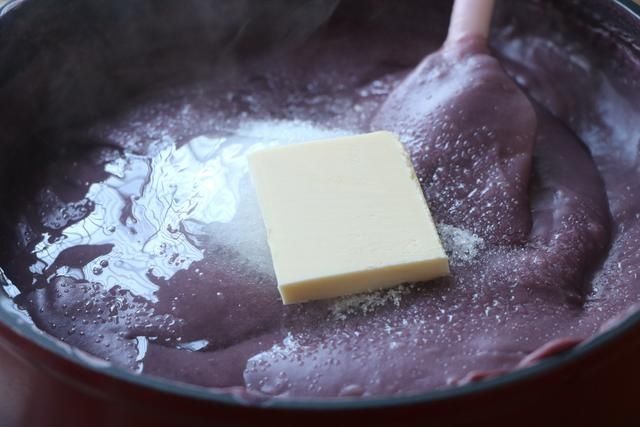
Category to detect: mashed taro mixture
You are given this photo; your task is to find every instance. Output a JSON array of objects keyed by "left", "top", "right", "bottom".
[{"left": 1, "top": 1, "right": 640, "bottom": 399}]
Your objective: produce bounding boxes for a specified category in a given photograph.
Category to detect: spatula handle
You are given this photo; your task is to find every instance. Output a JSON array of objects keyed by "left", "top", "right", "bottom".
[{"left": 446, "top": 0, "right": 496, "bottom": 45}]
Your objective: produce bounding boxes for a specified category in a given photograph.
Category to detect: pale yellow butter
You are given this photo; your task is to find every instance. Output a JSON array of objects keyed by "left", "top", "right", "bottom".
[{"left": 248, "top": 131, "right": 449, "bottom": 304}]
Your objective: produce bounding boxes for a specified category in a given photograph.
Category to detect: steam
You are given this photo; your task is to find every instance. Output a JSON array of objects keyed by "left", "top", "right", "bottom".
[
  {"left": 0, "top": 0, "right": 341, "bottom": 240},
  {"left": 0, "top": 0, "right": 342, "bottom": 133}
]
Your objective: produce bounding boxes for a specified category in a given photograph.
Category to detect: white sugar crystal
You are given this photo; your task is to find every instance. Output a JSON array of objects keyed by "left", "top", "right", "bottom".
[
  {"left": 437, "top": 223, "right": 485, "bottom": 265},
  {"left": 329, "top": 284, "right": 413, "bottom": 321},
  {"left": 260, "top": 332, "right": 301, "bottom": 359}
]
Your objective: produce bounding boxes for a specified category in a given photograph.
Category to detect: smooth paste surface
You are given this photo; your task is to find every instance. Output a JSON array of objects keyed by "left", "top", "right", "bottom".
[{"left": 2, "top": 1, "right": 640, "bottom": 400}]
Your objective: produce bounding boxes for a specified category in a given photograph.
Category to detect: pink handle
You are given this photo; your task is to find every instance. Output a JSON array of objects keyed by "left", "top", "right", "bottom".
[{"left": 446, "top": 0, "right": 496, "bottom": 44}]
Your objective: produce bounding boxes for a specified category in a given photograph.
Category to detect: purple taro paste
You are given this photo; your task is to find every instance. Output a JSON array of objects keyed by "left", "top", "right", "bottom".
[{"left": 1, "top": 1, "right": 640, "bottom": 399}]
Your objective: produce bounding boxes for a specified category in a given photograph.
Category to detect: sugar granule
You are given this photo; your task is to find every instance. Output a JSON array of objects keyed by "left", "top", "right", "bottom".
[
  {"left": 437, "top": 223, "right": 485, "bottom": 266},
  {"left": 329, "top": 284, "right": 413, "bottom": 321}
]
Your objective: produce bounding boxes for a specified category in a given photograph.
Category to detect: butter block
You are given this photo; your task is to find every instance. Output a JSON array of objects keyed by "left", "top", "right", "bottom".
[{"left": 248, "top": 131, "right": 449, "bottom": 304}]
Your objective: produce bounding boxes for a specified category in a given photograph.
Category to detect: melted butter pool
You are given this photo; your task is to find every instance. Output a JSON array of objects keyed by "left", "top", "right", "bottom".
[{"left": 28, "top": 120, "right": 349, "bottom": 302}]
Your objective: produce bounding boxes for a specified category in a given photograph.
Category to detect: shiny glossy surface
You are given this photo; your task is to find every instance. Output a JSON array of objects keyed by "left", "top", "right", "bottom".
[{"left": 2, "top": 0, "right": 640, "bottom": 422}]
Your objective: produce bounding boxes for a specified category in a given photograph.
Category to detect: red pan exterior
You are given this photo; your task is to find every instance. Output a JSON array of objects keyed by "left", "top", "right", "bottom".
[{"left": 2, "top": 313, "right": 640, "bottom": 426}]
